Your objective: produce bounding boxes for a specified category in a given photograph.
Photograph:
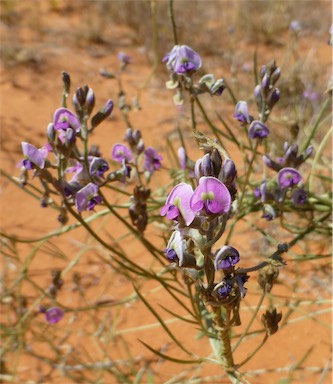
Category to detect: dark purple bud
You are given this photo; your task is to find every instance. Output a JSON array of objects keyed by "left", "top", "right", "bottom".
[
  {"left": 222, "top": 158, "right": 237, "bottom": 185},
  {"left": 91, "top": 100, "right": 114, "bottom": 129},
  {"left": 62, "top": 71, "right": 71, "bottom": 95},
  {"left": 278, "top": 167, "right": 302, "bottom": 188},
  {"left": 284, "top": 143, "right": 298, "bottom": 164},
  {"left": 267, "top": 88, "right": 280, "bottom": 109},
  {"left": 45, "top": 307, "right": 64, "bottom": 324},
  {"left": 248, "top": 120, "right": 270, "bottom": 139},
  {"left": 254, "top": 84, "right": 263, "bottom": 109},
  {"left": 261, "top": 73, "right": 270, "bottom": 97},
  {"left": 136, "top": 139, "right": 145, "bottom": 155},
  {"left": 291, "top": 189, "right": 307, "bottom": 206},
  {"left": 270, "top": 67, "right": 281, "bottom": 85},
  {"left": 259, "top": 65, "right": 267, "bottom": 80},
  {"left": 263, "top": 155, "right": 282, "bottom": 172},
  {"left": 214, "top": 245, "right": 240, "bottom": 270}
]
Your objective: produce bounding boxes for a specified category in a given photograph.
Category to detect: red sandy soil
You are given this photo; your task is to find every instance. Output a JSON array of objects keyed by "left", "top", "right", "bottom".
[{"left": 0, "top": 1, "right": 331, "bottom": 383}]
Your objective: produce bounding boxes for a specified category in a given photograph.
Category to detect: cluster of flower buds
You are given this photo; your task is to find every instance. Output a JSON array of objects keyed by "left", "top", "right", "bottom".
[
  {"left": 160, "top": 148, "right": 247, "bottom": 306},
  {"left": 233, "top": 100, "right": 270, "bottom": 141},
  {"left": 254, "top": 142, "right": 313, "bottom": 220},
  {"left": 254, "top": 60, "right": 281, "bottom": 121},
  {"left": 163, "top": 44, "right": 225, "bottom": 104},
  {"left": 17, "top": 72, "right": 162, "bottom": 226}
]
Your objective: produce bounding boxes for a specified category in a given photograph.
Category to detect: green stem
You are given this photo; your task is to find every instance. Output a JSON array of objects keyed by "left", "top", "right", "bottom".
[
  {"left": 169, "top": 0, "right": 178, "bottom": 45},
  {"left": 300, "top": 97, "right": 330, "bottom": 152},
  {"left": 308, "top": 125, "right": 333, "bottom": 192}
]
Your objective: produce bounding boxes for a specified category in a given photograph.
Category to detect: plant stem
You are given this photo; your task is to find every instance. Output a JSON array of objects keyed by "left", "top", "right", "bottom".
[{"left": 211, "top": 306, "right": 235, "bottom": 373}]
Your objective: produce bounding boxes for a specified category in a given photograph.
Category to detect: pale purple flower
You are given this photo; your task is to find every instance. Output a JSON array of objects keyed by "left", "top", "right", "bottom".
[
  {"left": 248, "top": 120, "right": 270, "bottom": 139},
  {"left": 163, "top": 45, "right": 202, "bottom": 75},
  {"left": 160, "top": 183, "right": 195, "bottom": 226},
  {"left": 112, "top": 144, "right": 133, "bottom": 163},
  {"left": 17, "top": 142, "right": 48, "bottom": 170},
  {"left": 143, "top": 147, "right": 163, "bottom": 173},
  {"left": 190, "top": 177, "right": 231, "bottom": 215},
  {"left": 278, "top": 167, "right": 302, "bottom": 188},
  {"left": 292, "top": 189, "right": 307, "bottom": 206},
  {"left": 45, "top": 307, "right": 64, "bottom": 324},
  {"left": 75, "top": 183, "right": 103, "bottom": 212},
  {"left": 214, "top": 245, "right": 240, "bottom": 270},
  {"left": 234, "top": 101, "right": 252, "bottom": 124},
  {"left": 53, "top": 108, "right": 80, "bottom": 132}
]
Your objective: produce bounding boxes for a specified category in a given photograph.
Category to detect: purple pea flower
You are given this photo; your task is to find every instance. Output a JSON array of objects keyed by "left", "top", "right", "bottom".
[
  {"left": 53, "top": 108, "right": 81, "bottom": 133},
  {"left": 160, "top": 183, "right": 195, "bottom": 226},
  {"left": 44, "top": 307, "right": 64, "bottom": 324},
  {"left": 163, "top": 45, "right": 202, "bottom": 75},
  {"left": 214, "top": 245, "right": 240, "bottom": 270},
  {"left": 112, "top": 144, "right": 133, "bottom": 163},
  {"left": 248, "top": 120, "right": 270, "bottom": 139},
  {"left": 143, "top": 147, "right": 163, "bottom": 173},
  {"left": 75, "top": 183, "right": 103, "bottom": 212},
  {"left": 164, "top": 230, "right": 184, "bottom": 265},
  {"left": 216, "top": 281, "right": 233, "bottom": 299},
  {"left": 190, "top": 177, "right": 231, "bottom": 215},
  {"left": 278, "top": 167, "right": 302, "bottom": 188},
  {"left": 17, "top": 142, "right": 49, "bottom": 170},
  {"left": 118, "top": 52, "right": 131, "bottom": 65},
  {"left": 234, "top": 101, "right": 252, "bottom": 124},
  {"left": 292, "top": 189, "right": 307, "bottom": 206},
  {"left": 89, "top": 157, "right": 109, "bottom": 179}
]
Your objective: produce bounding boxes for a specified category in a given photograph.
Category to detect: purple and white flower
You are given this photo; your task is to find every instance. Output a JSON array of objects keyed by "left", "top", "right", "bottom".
[
  {"left": 75, "top": 183, "right": 103, "bottom": 212},
  {"left": 163, "top": 45, "right": 202, "bottom": 75},
  {"left": 214, "top": 245, "right": 240, "bottom": 270},
  {"left": 143, "top": 147, "right": 163, "bottom": 173},
  {"left": 248, "top": 120, "right": 270, "bottom": 139},
  {"left": 111, "top": 144, "right": 133, "bottom": 163},
  {"left": 190, "top": 177, "right": 231, "bottom": 215},
  {"left": 278, "top": 167, "right": 302, "bottom": 188},
  {"left": 160, "top": 183, "right": 195, "bottom": 226},
  {"left": 17, "top": 142, "right": 49, "bottom": 170},
  {"left": 234, "top": 101, "right": 252, "bottom": 124}
]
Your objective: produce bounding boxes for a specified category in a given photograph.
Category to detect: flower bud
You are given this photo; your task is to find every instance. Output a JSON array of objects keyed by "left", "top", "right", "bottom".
[
  {"left": 62, "top": 71, "right": 71, "bottom": 96},
  {"left": 47, "top": 123, "right": 56, "bottom": 144},
  {"left": 91, "top": 99, "right": 114, "bottom": 129}
]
